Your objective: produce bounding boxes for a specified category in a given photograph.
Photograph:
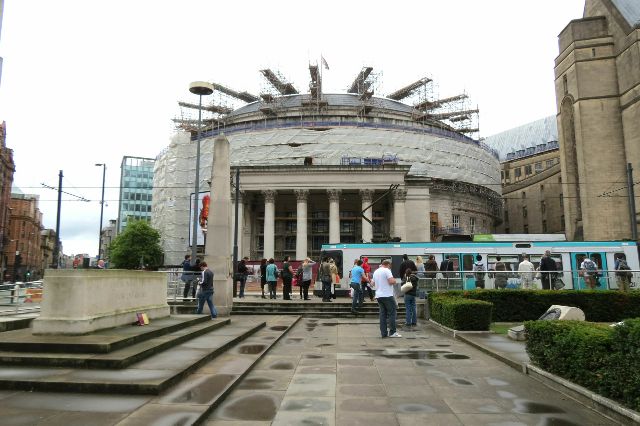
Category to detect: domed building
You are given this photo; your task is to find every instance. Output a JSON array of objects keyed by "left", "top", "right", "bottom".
[{"left": 152, "top": 67, "right": 502, "bottom": 264}]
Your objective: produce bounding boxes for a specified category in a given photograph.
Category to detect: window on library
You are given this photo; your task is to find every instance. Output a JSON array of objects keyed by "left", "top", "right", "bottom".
[
  {"left": 469, "top": 217, "right": 476, "bottom": 234},
  {"left": 504, "top": 210, "right": 509, "bottom": 223},
  {"left": 541, "top": 201, "right": 546, "bottom": 214},
  {"left": 542, "top": 220, "right": 548, "bottom": 233},
  {"left": 286, "top": 221, "right": 297, "bottom": 233},
  {"left": 546, "top": 159, "right": 554, "bottom": 168},
  {"left": 561, "top": 215, "right": 565, "bottom": 231},
  {"left": 515, "top": 168, "right": 522, "bottom": 178},
  {"left": 523, "top": 206, "right": 528, "bottom": 218},
  {"left": 560, "top": 193, "right": 564, "bottom": 207},
  {"left": 312, "top": 220, "right": 328, "bottom": 233},
  {"left": 522, "top": 192, "right": 526, "bottom": 199},
  {"left": 504, "top": 169, "right": 510, "bottom": 179},
  {"left": 340, "top": 221, "right": 355, "bottom": 233},
  {"left": 452, "top": 214, "right": 460, "bottom": 229},
  {"left": 525, "top": 165, "right": 532, "bottom": 175},
  {"left": 284, "top": 236, "right": 296, "bottom": 250},
  {"left": 524, "top": 224, "right": 529, "bottom": 234},
  {"left": 535, "top": 162, "right": 542, "bottom": 173},
  {"left": 340, "top": 211, "right": 355, "bottom": 218},
  {"left": 312, "top": 235, "right": 329, "bottom": 250}
]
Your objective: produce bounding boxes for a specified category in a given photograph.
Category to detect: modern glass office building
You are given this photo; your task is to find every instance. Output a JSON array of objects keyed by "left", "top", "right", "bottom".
[{"left": 117, "top": 156, "right": 155, "bottom": 234}]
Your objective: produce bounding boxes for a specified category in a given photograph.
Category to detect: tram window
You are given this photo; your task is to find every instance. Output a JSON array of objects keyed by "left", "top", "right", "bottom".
[
  {"left": 462, "top": 254, "right": 474, "bottom": 271},
  {"left": 488, "top": 255, "right": 518, "bottom": 274},
  {"left": 360, "top": 256, "right": 390, "bottom": 274},
  {"left": 576, "top": 254, "right": 587, "bottom": 267},
  {"left": 590, "top": 253, "right": 603, "bottom": 269}
]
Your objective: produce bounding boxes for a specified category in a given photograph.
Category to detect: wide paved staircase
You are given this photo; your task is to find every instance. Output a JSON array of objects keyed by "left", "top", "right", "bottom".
[{"left": 0, "top": 314, "right": 299, "bottom": 424}]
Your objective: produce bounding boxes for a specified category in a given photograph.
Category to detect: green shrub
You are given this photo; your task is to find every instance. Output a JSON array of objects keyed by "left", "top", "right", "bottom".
[
  {"left": 525, "top": 319, "right": 640, "bottom": 412},
  {"left": 443, "top": 290, "right": 640, "bottom": 322},
  {"left": 429, "top": 293, "right": 492, "bottom": 331}
]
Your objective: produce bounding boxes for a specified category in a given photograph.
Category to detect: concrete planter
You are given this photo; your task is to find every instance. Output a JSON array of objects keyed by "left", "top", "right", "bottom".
[{"left": 32, "top": 269, "right": 170, "bottom": 335}]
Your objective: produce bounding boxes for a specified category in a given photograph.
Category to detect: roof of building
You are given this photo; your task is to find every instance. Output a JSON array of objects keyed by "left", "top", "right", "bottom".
[
  {"left": 612, "top": 0, "right": 640, "bottom": 28},
  {"left": 483, "top": 116, "right": 558, "bottom": 161}
]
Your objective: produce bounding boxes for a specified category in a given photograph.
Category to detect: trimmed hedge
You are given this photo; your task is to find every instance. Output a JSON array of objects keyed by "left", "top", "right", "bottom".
[
  {"left": 429, "top": 293, "right": 492, "bottom": 331},
  {"left": 525, "top": 319, "right": 640, "bottom": 412},
  {"left": 441, "top": 290, "right": 640, "bottom": 322}
]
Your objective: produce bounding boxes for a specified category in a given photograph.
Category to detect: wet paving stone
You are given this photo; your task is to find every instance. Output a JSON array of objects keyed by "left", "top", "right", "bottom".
[
  {"left": 236, "top": 376, "right": 275, "bottom": 390},
  {"left": 269, "top": 360, "right": 295, "bottom": 370},
  {"left": 218, "top": 393, "right": 280, "bottom": 421},
  {"left": 443, "top": 353, "right": 470, "bottom": 359},
  {"left": 270, "top": 326, "right": 289, "bottom": 331},
  {"left": 237, "top": 344, "right": 267, "bottom": 354},
  {"left": 281, "top": 397, "right": 333, "bottom": 412},
  {"left": 164, "top": 374, "right": 236, "bottom": 405},
  {"left": 512, "top": 400, "right": 564, "bottom": 414},
  {"left": 449, "top": 378, "right": 474, "bottom": 386}
]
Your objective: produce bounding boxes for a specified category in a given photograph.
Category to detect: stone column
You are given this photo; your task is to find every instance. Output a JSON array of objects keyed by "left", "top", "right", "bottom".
[
  {"left": 393, "top": 188, "right": 407, "bottom": 242},
  {"left": 295, "top": 189, "right": 309, "bottom": 260},
  {"left": 328, "top": 189, "right": 341, "bottom": 244},
  {"left": 204, "top": 134, "right": 233, "bottom": 316},
  {"left": 231, "top": 191, "right": 244, "bottom": 260},
  {"left": 262, "top": 190, "right": 277, "bottom": 259},
  {"left": 360, "top": 189, "right": 374, "bottom": 243}
]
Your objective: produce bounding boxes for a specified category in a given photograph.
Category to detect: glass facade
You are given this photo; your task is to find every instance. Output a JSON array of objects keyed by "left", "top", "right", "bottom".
[{"left": 117, "top": 156, "right": 155, "bottom": 234}]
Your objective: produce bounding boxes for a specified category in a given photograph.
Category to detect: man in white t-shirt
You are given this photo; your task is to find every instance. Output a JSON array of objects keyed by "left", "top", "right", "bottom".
[
  {"left": 372, "top": 259, "right": 401, "bottom": 338},
  {"left": 518, "top": 255, "right": 535, "bottom": 290}
]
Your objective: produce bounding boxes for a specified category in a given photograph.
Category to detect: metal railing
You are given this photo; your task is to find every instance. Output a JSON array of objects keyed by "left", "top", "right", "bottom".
[{"left": 0, "top": 282, "right": 43, "bottom": 314}]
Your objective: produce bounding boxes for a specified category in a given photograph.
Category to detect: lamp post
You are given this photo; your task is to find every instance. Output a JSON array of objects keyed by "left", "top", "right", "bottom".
[
  {"left": 189, "top": 81, "right": 214, "bottom": 266},
  {"left": 95, "top": 163, "right": 106, "bottom": 261}
]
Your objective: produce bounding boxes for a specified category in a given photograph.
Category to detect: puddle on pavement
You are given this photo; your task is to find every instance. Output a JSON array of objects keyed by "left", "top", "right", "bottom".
[
  {"left": 306, "top": 328, "right": 315, "bottom": 332},
  {"left": 237, "top": 377, "right": 274, "bottom": 390},
  {"left": 237, "top": 344, "right": 266, "bottom": 354},
  {"left": 443, "top": 353, "right": 469, "bottom": 359},
  {"left": 270, "top": 326, "right": 288, "bottom": 331},
  {"left": 539, "top": 418, "right": 581, "bottom": 426},
  {"left": 362, "top": 349, "right": 446, "bottom": 360},
  {"left": 486, "top": 377, "right": 509, "bottom": 386},
  {"left": 513, "top": 400, "right": 565, "bottom": 414},
  {"left": 397, "top": 403, "right": 438, "bottom": 413},
  {"left": 415, "top": 360, "right": 434, "bottom": 366},
  {"left": 282, "top": 398, "right": 332, "bottom": 412},
  {"left": 304, "top": 354, "right": 325, "bottom": 359},
  {"left": 436, "top": 344, "right": 450, "bottom": 347},
  {"left": 450, "top": 378, "right": 474, "bottom": 385},
  {"left": 269, "top": 361, "right": 295, "bottom": 370},
  {"left": 220, "top": 394, "right": 279, "bottom": 421},
  {"left": 285, "top": 338, "right": 304, "bottom": 343},
  {"left": 316, "top": 343, "right": 334, "bottom": 347},
  {"left": 262, "top": 336, "right": 276, "bottom": 340},
  {"left": 321, "top": 322, "right": 339, "bottom": 326},
  {"left": 170, "top": 374, "right": 235, "bottom": 404}
]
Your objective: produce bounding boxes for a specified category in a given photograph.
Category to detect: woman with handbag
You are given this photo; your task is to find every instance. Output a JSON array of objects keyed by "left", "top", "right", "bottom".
[{"left": 402, "top": 268, "right": 418, "bottom": 330}]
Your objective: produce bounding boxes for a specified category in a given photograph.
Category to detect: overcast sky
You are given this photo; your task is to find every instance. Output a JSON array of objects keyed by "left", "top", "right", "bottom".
[{"left": 0, "top": 0, "right": 585, "bottom": 256}]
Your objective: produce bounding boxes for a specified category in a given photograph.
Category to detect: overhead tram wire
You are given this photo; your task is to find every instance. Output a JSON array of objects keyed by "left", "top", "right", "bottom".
[{"left": 41, "top": 183, "right": 91, "bottom": 202}]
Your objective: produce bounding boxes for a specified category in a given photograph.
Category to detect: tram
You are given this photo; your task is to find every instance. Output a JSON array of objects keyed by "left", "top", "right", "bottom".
[{"left": 318, "top": 236, "right": 639, "bottom": 292}]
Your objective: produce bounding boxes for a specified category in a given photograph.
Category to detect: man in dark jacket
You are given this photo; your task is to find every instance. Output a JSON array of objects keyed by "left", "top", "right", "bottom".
[
  {"left": 196, "top": 262, "right": 217, "bottom": 319},
  {"left": 399, "top": 254, "right": 417, "bottom": 283},
  {"left": 439, "top": 255, "right": 455, "bottom": 279},
  {"left": 539, "top": 250, "right": 557, "bottom": 290},
  {"left": 235, "top": 257, "right": 249, "bottom": 298}
]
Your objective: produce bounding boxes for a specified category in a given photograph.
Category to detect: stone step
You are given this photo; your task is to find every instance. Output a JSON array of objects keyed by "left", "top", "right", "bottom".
[
  {"left": 0, "top": 314, "right": 37, "bottom": 333},
  {"left": 0, "top": 315, "right": 212, "bottom": 354},
  {"left": 0, "top": 318, "right": 231, "bottom": 369},
  {"left": 232, "top": 311, "right": 408, "bottom": 319},
  {"left": 113, "top": 316, "right": 300, "bottom": 425},
  {"left": 0, "top": 320, "right": 270, "bottom": 395}
]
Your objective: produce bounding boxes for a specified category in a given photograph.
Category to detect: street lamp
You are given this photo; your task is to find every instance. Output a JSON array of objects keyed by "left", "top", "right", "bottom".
[
  {"left": 189, "top": 81, "right": 214, "bottom": 267},
  {"left": 95, "top": 163, "right": 106, "bottom": 261}
]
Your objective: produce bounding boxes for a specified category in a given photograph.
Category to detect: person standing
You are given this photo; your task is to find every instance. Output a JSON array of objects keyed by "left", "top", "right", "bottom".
[
  {"left": 361, "top": 257, "right": 374, "bottom": 301},
  {"left": 195, "top": 261, "right": 217, "bottom": 319},
  {"left": 415, "top": 256, "right": 426, "bottom": 277},
  {"left": 235, "top": 257, "right": 249, "bottom": 298},
  {"left": 300, "top": 258, "right": 315, "bottom": 300},
  {"left": 350, "top": 259, "right": 366, "bottom": 313},
  {"left": 373, "top": 259, "right": 400, "bottom": 338},
  {"left": 266, "top": 258, "right": 278, "bottom": 299},
  {"left": 403, "top": 268, "right": 418, "bottom": 330},
  {"left": 259, "top": 258, "right": 268, "bottom": 299},
  {"left": 319, "top": 257, "right": 333, "bottom": 302},
  {"left": 473, "top": 254, "right": 486, "bottom": 289},
  {"left": 425, "top": 255, "right": 438, "bottom": 280},
  {"left": 281, "top": 256, "right": 294, "bottom": 300},
  {"left": 615, "top": 254, "right": 632, "bottom": 292},
  {"left": 518, "top": 255, "right": 535, "bottom": 290},
  {"left": 539, "top": 251, "right": 557, "bottom": 290},
  {"left": 181, "top": 254, "right": 196, "bottom": 300},
  {"left": 399, "top": 254, "right": 417, "bottom": 284},
  {"left": 493, "top": 256, "right": 508, "bottom": 289},
  {"left": 329, "top": 258, "right": 339, "bottom": 299},
  {"left": 580, "top": 255, "right": 599, "bottom": 290}
]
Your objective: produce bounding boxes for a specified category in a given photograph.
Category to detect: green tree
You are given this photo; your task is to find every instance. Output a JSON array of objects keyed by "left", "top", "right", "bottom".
[{"left": 109, "top": 220, "right": 164, "bottom": 269}]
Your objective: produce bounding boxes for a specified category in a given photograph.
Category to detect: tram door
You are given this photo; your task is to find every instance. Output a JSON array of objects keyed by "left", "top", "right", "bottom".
[
  {"left": 571, "top": 252, "right": 608, "bottom": 290},
  {"left": 462, "top": 253, "right": 479, "bottom": 290}
]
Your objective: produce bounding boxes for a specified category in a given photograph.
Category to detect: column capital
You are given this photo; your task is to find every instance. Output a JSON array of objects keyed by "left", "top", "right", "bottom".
[
  {"left": 327, "top": 189, "right": 342, "bottom": 202},
  {"left": 360, "top": 189, "right": 374, "bottom": 203},
  {"left": 393, "top": 188, "right": 407, "bottom": 201},
  {"left": 262, "top": 189, "right": 277, "bottom": 203},
  {"left": 230, "top": 190, "right": 245, "bottom": 203},
  {"left": 294, "top": 189, "right": 309, "bottom": 202}
]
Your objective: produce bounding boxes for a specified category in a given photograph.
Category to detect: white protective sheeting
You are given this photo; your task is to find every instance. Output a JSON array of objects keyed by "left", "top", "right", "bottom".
[{"left": 153, "top": 126, "right": 501, "bottom": 264}]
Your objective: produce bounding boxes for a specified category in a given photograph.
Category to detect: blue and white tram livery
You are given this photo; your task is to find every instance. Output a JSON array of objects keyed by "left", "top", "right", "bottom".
[{"left": 320, "top": 239, "right": 639, "bottom": 291}]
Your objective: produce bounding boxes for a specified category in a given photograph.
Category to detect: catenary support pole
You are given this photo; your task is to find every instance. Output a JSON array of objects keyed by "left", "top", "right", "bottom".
[
  {"left": 52, "top": 170, "right": 63, "bottom": 268},
  {"left": 627, "top": 163, "right": 638, "bottom": 241},
  {"left": 232, "top": 167, "right": 240, "bottom": 297}
]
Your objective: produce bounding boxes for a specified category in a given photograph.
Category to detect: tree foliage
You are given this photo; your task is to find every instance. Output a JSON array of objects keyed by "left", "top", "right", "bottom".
[{"left": 109, "top": 220, "right": 164, "bottom": 269}]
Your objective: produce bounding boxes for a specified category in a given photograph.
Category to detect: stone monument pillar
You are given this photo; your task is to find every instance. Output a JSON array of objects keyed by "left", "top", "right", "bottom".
[{"left": 205, "top": 134, "right": 233, "bottom": 316}]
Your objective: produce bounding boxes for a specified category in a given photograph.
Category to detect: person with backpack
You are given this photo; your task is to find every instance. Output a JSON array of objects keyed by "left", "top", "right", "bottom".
[
  {"left": 615, "top": 254, "right": 632, "bottom": 292},
  {"left": 472, "top": 254, "right": 486, "bottom": 289},
  {"left": 580, "top": 255, "right": 599, "bottom": 289},
  {"left": 493, "top": 256, "right": 508, "bottom": 289},
  {"left": 518, "top": 254, "right": 535, "bottom": 289}
]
